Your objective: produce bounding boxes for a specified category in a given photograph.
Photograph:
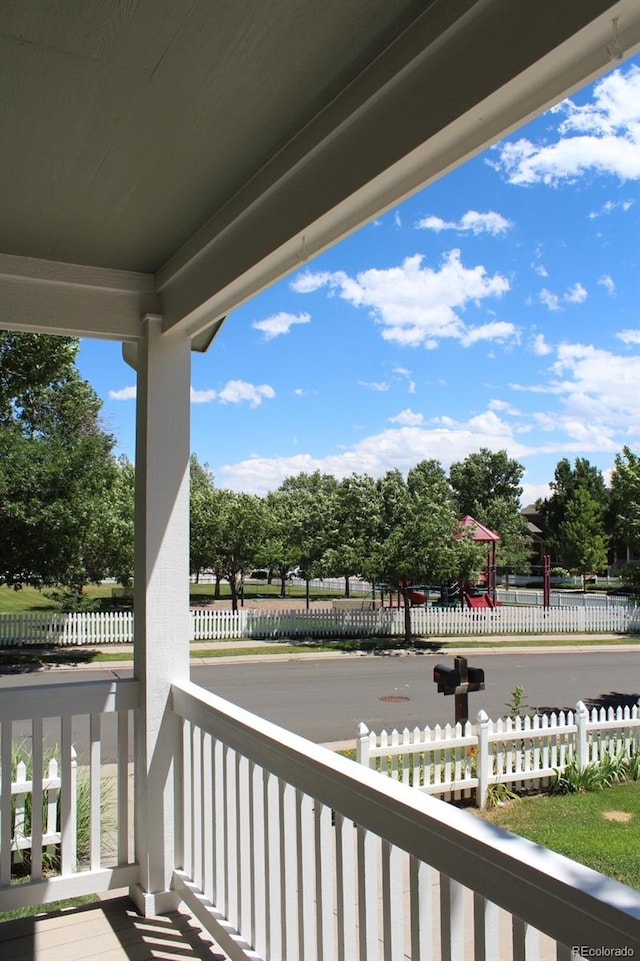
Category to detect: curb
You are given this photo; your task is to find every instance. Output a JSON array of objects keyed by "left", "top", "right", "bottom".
[{"left": 6, "top": 636, "right": 638, "bottom": 673}]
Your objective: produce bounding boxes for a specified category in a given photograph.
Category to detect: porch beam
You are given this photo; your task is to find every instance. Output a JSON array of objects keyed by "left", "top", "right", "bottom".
[
  {"left": 157, "top": 0, "right": 640, "bottom": 340},
  {"left": 0, "top": 253, "right": 157, "bottom": 342},
  {"left": 130, "top": 316, "right": 191, "bottom": 916}
]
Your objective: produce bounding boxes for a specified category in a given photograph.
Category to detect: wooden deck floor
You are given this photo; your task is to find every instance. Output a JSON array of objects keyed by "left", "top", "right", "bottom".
[{"left": 0, "top": 895, "right": 227, "bottom": 961}]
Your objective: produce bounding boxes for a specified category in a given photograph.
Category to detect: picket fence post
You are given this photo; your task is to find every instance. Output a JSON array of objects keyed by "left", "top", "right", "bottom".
[
  {"left": 356, "top": 722, "right": 371, "bottom": 767},
  {"left": 575, "top": 700, "right": 589, "bottom": 769},
  {"left": 476, "top": 710, "right": 490, "bottom": 808}
]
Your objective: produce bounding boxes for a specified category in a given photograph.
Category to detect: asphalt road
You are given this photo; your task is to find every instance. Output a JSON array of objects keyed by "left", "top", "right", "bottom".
[
  {"left": 4, "top": 650, "right": 637, "bottom": 749},
  {"left": 195, "top": 650, "right": 640, "bottom": 742}
]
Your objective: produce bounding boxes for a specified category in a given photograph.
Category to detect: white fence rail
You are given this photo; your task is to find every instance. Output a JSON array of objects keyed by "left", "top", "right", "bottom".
[
  {"left": 172, "top": 679, "right": 640, "bottom": 961},
  {"left": 0, "top": 679, "right": 139, "bottom": 911},
  {"left": 0, "top": 602, "right": 638, "bottom": 646},
  {"left": 496, "top": 588, "right": 633, "bottom": 609},
  {"left": 9, "top": 754, "right": 74, "bottom": 865},
  {"left": 357, "top": 700, "right": 640, "bottom": 807}
]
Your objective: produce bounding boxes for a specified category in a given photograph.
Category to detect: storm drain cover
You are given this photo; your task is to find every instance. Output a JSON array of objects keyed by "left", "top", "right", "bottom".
[{"left": 379, "top": 695, "right": 410, "bottom": 703}]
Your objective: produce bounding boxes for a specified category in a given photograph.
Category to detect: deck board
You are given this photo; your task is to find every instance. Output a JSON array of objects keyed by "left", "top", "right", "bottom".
[{"left": 0, "top": 895, "right": 227, "bottom": 961}]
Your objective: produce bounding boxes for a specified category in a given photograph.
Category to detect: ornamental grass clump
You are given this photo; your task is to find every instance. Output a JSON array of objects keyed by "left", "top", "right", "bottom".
[{"left": 9, "top": 741, "right": 115, "bottom": 876}]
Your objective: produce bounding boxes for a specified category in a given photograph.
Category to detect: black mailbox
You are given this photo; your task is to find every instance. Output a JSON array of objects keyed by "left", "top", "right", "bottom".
[
  {"left": 433, "top": 663, "right": 460, "bottom": 695},
  {"left": 467, "top": 666, "right": 485, "bottom": 691}
]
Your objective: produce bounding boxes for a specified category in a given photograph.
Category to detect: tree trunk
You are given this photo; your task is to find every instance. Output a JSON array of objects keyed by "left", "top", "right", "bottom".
[
  {"left": 345, "top": 575, "right": 350, "bottom": 598},
  {"left": 401, "top": 586, "right": 412, "bottom": 646},
  {"left": 214, "top": 574, "right": 221, "bottom": 599},
  {"left": 229, "top": 576, "right": 239, "bottom": 612}
]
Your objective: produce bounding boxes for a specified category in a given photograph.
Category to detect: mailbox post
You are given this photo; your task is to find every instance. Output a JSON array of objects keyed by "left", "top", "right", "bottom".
[
  {"left": 455, "top": 655, "right": 469, "bottom": 726},
  {"left": 433, "top": 655, "right": 485, "bottom": 724}
]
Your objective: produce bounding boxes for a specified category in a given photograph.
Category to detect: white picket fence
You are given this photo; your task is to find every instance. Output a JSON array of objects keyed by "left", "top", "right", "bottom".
[
  {"left": 0, "top": 602, "right": 637, "bottom": 646},
  {"left": 8, "top": 751, "right": 76, "bottom": 867},
  {"left": 357, "top": 700, "right": 640, "bottom": 807}
]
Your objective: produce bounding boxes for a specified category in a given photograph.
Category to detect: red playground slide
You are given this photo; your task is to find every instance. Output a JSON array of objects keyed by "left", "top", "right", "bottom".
[
  {"left": 407, "top": 590, "right": 426, "bottom": 605},
  {"left": 464, "top": 592, "right": 495, "bottom": 609}
]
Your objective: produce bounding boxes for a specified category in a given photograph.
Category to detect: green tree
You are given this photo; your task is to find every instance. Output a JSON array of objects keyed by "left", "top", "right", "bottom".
[
  {"left": 207, "top": 490, "right": 267, "bottom": 611},
  {"left": 189, "top": 455, "right": 218, "bottom": 584},
  {"left": 275, "top": 472, "right": 339, "bottom": 605},
  {"left": 260, "top": 489, "right": 304, "bottom": 596},
  {"left": 321, "top": 473, "right": 380, "bottom": 596},
  {"left": 363, "top": 465, "right": 484, "bottom": 644},
  {"left": 557, "top": 488, "right": 609, "bottom": 588},
  {"left": 537, "top": 457, "right": 609, "bottom": 563},
  {"left": 100, "top": 456, "right": 135, "bottom": 589},
  {"left": 449, "top": 449, "right": 530, "bottom": 573},
  {"left": 609, "top": 446, "right": 640, "bottom": 565},
  {"left": 0, "top": 333, "right": 115, "bottom": 591}
]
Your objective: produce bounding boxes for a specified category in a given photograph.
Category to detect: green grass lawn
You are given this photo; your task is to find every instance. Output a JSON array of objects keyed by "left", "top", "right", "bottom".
[
  {"left": 0, "top": 581, "right": 346, "bottom": 613},
  {"left": 479, "top": 781, "right": 640, "bottom": 889},
  {"left": 0, "top": 584, "right": 117, "bottom": 613}
]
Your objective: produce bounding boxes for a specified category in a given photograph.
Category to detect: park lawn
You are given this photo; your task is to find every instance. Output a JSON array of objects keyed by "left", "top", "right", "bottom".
[
  {"left": 0, "top": 584, "right": 116, "bottom": 613},
  {"left": 189, "top": 582, "right": 345, "bottom": 603},
  {"left": 479, "top": 781, "right": 640, "bottom": 889},
  {"left": 0, "top": 582, "right": 346, "bottom": 613}
]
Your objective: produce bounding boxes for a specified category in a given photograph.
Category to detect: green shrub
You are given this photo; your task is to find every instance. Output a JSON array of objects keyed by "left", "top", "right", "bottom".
[
  {"left": 485, "top": 783, "right": 519, "bottom": 809},
  {"left": 549, "top": 752, "right": 636, "bottom": 795}
]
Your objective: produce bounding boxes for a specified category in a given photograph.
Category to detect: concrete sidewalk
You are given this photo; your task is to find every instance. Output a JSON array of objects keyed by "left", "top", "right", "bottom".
[{"left": 34, "top": 632, "right": 639, "bottom": 671}]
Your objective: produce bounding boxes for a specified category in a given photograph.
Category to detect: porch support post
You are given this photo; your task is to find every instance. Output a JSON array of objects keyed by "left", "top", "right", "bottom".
[{"left": 129, "top": 316, "right": 191, "bottom": 916}]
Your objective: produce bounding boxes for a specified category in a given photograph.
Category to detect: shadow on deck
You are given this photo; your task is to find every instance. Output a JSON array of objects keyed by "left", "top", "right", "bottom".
[{"left": 0, "top": 894, "right": 227, "bottom": 961}]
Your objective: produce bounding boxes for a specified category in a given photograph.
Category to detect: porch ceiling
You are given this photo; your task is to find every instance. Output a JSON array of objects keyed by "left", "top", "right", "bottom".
[{"left": 1, "top": 0, "right": 639, "bottom": 345}]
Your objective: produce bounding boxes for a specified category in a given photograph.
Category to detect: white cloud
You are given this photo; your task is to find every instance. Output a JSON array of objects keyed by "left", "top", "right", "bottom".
[
  {"left": 598, "top": 274, "right": 616, "bottom": 296},
  {"left": 109, "top": 382, "right": 274, "bottom": 407},
  {"left": 252, "top": 311, "right": 311, "bottom": 340},
  {"left": 190, "top": 388, "right": 217, "bottom": 404},
  {"left": 393, "top": 366, "right": 416, "bottom": 393},
  {"left": 108, "top": 385, "right": 136, "bottom": 400},
  {"left": 540, "top": 289, "right": 561, "bottom": 311},
  {"left": 215, "top": 410, "right": 533, "bottom": 495},
  {"left": 617, "top": 329, "right": 640, "bottom": 345},
  {"left": 531, "top": 333, "right": 552, "bottom": 356},
  {"left": 358, "top": 380, "right": 389, "bottom": 392},
  {"left": 460, "top": 321, "right": 517, "bottom": 347},
  {"left": 521, "top": 481, "right": 553, "bottom": 506},
  {"left": 539, "top": 283, "right": 588, "bottom": 310},
  {"left": 291, "top": 271, "right": 332, "bottom": 293},
  {"left": 387, "top": 408, "right": 424, "bottom": 426},
  {"left": 588, "top": 199, "right": 635, "bottom": 218},
  {"left": 416, "top": 210, "right": 512, "bottom": 236},
  {"left": 488, "top": 399, "right": 521, "bottom": 415},
  {"left": 394, "top": 210, "right": 402, "bottom": 228},
  {"left": 518, "top": 341, "right": 640, "bottom": 447},
  {"left": 217, "top": 380, "right": 275, "bottom": 408},
  {"left": 532, "top": 263, "right": 548, "bottom": 277},
  {"left": 565, "top": 282, "right": 588, "bottom": 304},
  {"left": 490, "top": 64, "right": 640, "bottom": 185},
  {"left": 211, "top": 343, "right": 637, "bottom": 496},
  {"left": 291, "top": 250, "right": 511, "bottom": 349}
]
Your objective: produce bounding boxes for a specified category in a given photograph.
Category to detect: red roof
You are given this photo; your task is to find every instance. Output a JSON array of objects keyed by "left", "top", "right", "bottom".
[{"left": 456, "top": 515, "right": 501, "bottom": 542}]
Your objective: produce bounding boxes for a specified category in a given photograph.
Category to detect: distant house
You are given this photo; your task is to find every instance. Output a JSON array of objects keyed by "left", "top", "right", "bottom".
[{"left": 521, "top": 504, "right": 545, "bottom": 567}]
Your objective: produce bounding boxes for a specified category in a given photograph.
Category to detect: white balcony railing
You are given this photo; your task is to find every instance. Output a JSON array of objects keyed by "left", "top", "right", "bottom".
[
  {"left": 0, "top": 678, "right": 139, "bottom": 912},
  {"left": 1, "top": 677, "right": 639, "bottom": 958},
  {"left": 171, "top": 679, "right": 640, "bottom": 961}
]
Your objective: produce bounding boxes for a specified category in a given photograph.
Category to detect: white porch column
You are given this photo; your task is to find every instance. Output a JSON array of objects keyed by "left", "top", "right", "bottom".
[{"left": 129, "top": 316, "right": 191, "bottom": 916}]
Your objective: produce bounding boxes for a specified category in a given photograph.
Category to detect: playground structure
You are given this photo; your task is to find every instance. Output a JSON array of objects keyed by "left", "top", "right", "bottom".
[{"left": 378, "top": 515, "right": 509, "bottom": 610}]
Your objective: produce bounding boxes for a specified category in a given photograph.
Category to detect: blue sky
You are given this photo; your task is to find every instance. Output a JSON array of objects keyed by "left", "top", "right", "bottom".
[{"left": 78, "top": 58, "right": 640, "bottom": 506}]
